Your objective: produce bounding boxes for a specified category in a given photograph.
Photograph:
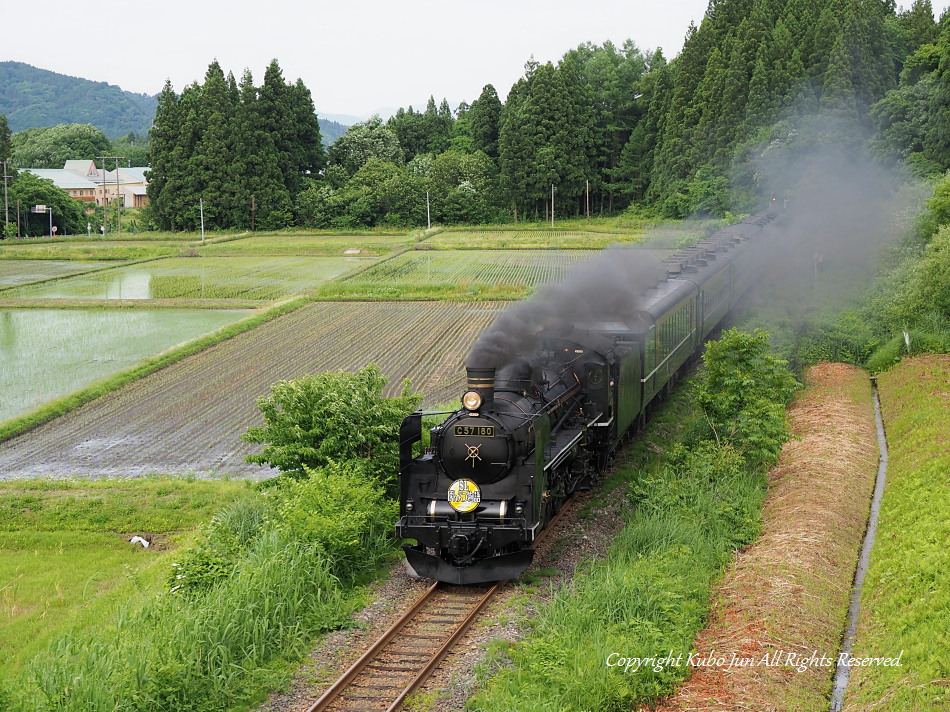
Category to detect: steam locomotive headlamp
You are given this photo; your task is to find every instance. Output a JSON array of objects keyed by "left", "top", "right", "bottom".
[{"left": 462, "top": 391, "right": 482, "bottom": 411}]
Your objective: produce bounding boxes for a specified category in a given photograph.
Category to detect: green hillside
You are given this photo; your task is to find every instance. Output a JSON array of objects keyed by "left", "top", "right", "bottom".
[{"left": 0, "top": 61, "right": 156, "bottom": 138}]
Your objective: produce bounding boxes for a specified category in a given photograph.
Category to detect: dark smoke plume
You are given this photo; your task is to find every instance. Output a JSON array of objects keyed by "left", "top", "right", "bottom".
[{"left": 467, "top": 248, "right": 665, "bottom": 369}]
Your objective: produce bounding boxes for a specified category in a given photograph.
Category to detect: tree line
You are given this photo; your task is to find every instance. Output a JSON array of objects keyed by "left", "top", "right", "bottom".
[{"left": 6, "top": 0, "right": 950, "bottom": 234}]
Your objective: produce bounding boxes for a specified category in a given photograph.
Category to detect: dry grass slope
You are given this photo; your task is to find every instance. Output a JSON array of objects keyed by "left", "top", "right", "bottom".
[{"left": 650, "top": 363, "right": 879, "bottom": 712}]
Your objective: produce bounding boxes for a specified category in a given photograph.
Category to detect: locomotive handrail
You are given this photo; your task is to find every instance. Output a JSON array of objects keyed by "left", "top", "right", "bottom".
[{"left": 543, "top": 430, "right": 584, "bottom": 473}]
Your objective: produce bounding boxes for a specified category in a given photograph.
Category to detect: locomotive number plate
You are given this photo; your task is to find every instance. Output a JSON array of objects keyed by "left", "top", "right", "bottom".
[{"left": 454, "top": 425, "right": 494, "bottom": 437}]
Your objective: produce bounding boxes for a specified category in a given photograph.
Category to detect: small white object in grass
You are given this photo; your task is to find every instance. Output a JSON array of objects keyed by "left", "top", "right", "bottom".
[{"left": 130, "top": 535, "right": 150, "bottom": 548}]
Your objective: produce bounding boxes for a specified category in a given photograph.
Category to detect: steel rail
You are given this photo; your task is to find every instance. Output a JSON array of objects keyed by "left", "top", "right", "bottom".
[
  {"left": 384, "top": 582, "right": 501, "bottom": 712},
  {"left": 305, "top": 581, "right": 439, "bottom": 712}
]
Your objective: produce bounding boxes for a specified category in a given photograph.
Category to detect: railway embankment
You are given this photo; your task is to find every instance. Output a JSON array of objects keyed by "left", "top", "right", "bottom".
[
  {"left": 648, "top": 362, "right": 879, "bottom": 711},
  {"left": 842, "top": 354, "right": 950, "bottom": 711}
]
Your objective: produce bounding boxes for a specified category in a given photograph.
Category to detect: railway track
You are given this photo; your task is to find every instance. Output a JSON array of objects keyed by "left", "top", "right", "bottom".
[
  {"left": 305, "top": 581, "right": 501, "bottom": 712},
  {"left": 303, "top": 494, "right": 576, "bottom": 712}
]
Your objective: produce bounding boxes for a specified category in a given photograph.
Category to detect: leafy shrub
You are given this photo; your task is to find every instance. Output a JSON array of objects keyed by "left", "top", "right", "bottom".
[
  {"left": 901, "top": 224, "right": 950, "bottom": 320},
  {"left": 242, "top": 365, "right": 421, "bottom": 484},
  {"left": 695, "top": 328, "right": 800, "bottom": 470},
  {"left": 914, "top": 171, "right": 950, "bottom": 239},
  {"left": 275, "top": 462, "right": 398, "bottom": 582},
  {"left": 27, "top": 531, "right": 352, "bottom": 712},
  {"left": 797, "top": 312, "right": 881, "bottom": 366}
]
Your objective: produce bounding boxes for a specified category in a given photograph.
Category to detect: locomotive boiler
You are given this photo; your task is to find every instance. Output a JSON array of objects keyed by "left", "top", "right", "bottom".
[{"left": 397, "top": 208, "right": 783, "bottom": 584}]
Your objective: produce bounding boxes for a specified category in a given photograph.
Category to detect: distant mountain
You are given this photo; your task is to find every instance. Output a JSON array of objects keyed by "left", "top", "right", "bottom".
[
  {"left": 319, "top": 118, "right": 349, "bottom": 145},
  {"left": 0, "top": 62, "right": 157, "bottom": 138},
  {"left": 319, "top": 112, "right": 360, "bottom": 126}
]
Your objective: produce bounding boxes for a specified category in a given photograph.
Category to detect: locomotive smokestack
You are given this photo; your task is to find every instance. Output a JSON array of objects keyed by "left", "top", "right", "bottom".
[{"left": 466, "top": 366, "right": 495, "bottom": 410}]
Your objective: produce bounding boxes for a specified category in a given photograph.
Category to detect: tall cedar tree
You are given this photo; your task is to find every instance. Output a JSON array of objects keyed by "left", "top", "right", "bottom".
[
  {"left": 231, "top": 69, "right": 293, "bottom": 229},
  {"left": 387, "top": 107, "right": 430, "bottom": 162},
  {"left": 498, "top": 59, "right": 591, "bottom": 218},
  {"left": 645, "top": 0, "right": 899, "bottom": 215},
  {"left": 563, "top": 41, "right": 648, "bottom": 212},
  {"left": 193, "top": 61, "right": 235, "bottom": 230},
  {"left": 146, "top": 60, "right": 323, "bottom": 230},
  {"left": 0, "top": 114, "right": 12, "bottom": 163},
  {"left": 469, "top": 85, "right": 502, "bottom": 158}
]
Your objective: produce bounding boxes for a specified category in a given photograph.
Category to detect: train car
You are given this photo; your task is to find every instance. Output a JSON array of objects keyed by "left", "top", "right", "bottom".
[{"left": 397, "top": 209, "right": 783, "bottom": 584}]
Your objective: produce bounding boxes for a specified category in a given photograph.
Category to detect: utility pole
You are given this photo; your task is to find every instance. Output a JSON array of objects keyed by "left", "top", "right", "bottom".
[
  {"left": 199, "top": 197, "right": 205, "bottom": 242},
  {"left": 2, "top": 160, "right": 10, "bottom": 236},
  {"left": 97, "top": 155, "right": 123, "bottom": 235},
  {"left": 551, "top": 184, "right": 555, "bottom": 228},
  {"left": 251, "top": 194, "right": 256, "bottom": 232}
]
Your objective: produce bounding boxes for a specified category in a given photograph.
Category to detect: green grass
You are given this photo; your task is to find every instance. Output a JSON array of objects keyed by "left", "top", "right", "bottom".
[
  {"left": 0, "top": 478, "right": 251, "bottom": 678},
  {"left": 423, "top": 228, "right": 645, "bottom": 250},
  {"left": 0, "top": 242, "right": 189, "bottom": 261},
  {"left": 3, "top": 467, "right": 401, "bottom": 712},
  {"left": 844, "top": 355, "right": 950, "bottom": 711}
]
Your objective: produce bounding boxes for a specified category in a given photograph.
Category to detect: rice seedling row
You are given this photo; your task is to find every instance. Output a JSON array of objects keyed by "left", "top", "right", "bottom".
[
  {"left": 4, "top": 256, "right": 368, "bottom": 301},
  {"left": 0, "top": 301, "right": 507, "bottom": 480},
  {"left": 423, "top": 229, "right": 644, "bottom": 250},
  {"left": 199, "top": 233, "right": 411, "bottom": 257},
  {"left": 0, "top": 260, "right": 111, "bottom": 289},
  {"left": 345, "top": 250, "right": 596, "bottom": 287}
]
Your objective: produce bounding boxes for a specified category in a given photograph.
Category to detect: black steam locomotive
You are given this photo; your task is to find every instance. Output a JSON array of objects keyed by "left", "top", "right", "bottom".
[{"left": 397, "top": 208, "right": 783, "bottom": 584}]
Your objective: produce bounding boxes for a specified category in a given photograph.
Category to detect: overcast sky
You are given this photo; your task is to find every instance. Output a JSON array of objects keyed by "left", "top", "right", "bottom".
[
  {"left": 3, "top": 0, "right": 714, "bottom": 120},
  {"left": 5, "top": 1, "right": 946, "bottom": 121}
]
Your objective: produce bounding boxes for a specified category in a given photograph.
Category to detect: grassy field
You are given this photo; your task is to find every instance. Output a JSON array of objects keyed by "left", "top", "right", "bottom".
[
  {"left": 2, "top": 256, "right": 370, "bottom": 301},
  {"left": 844, "top": 354, "right": 950, "bottom": 711},
  {"left": 0, "top": 308, "right": 251, "bottom": 424},
  {"left": 0, "top": 477, "right": 252, "bottom": 678},
  {"left": 0, "top": 241, "right": 190, "bottom": 261}
]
